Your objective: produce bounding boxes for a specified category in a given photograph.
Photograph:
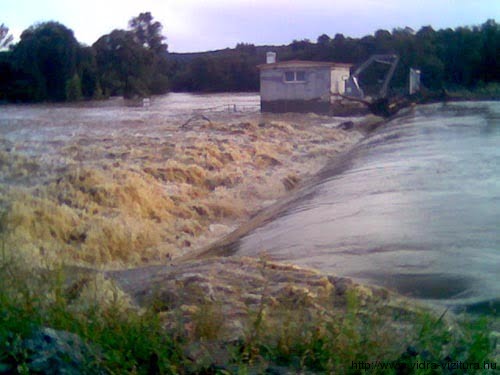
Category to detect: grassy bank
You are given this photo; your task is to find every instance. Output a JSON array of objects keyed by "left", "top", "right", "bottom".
[
  {"left": 445, "top": 83, "right": 500, "bottom": 101},
  {"left": 0, "top": 245, "right": 496, "bottom": 374}
]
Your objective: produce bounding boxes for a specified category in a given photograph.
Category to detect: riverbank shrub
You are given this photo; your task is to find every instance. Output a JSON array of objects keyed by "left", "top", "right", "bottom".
[{"left": 446, "top": 82, "right": 500, "bottom": 101}]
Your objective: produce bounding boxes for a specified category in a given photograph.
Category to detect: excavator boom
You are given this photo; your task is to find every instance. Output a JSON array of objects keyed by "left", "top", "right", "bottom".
[{"left": 345, "top": 54, "right": 399, "bottom": 100}]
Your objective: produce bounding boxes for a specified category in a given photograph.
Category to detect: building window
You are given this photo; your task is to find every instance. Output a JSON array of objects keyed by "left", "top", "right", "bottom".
[
  {"left": 296, "top": 71, "right": 306, "bottom": 81},
  {"left": 284, "top": 71, "right": 295, "bottom": 81},
  {"left": 284, "top": 71, "right": 306, "bottom": 83}
]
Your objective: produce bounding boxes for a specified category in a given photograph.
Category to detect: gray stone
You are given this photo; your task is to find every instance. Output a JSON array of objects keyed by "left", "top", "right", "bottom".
[{"left": 23, "top": 327, "right": 103, "bottom": 374}]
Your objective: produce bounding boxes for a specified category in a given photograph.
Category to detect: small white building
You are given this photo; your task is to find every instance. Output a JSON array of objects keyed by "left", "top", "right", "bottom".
[{"left": 257, "top": 55, "right": 352, "bottom": 114}]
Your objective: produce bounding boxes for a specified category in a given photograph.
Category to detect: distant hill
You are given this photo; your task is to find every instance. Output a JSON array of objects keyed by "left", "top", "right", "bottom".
[{"left": 167, "top": 44, "right": 290, "bottom": 65}]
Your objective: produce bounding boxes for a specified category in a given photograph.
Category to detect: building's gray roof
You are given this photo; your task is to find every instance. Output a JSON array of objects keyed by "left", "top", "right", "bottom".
[{"left": 257, "top": 60, "right": 352, "bottom": 70}]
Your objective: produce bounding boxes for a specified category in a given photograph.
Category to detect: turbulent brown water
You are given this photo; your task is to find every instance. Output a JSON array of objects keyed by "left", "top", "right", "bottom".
[
  {"left": 233, "top": 101, "right": 500, "bottom": 313},
  {"left": 0, "top": 93, "right": 260, "bottom": 142},
  {"left": 0, "top": 93, "right": 362, "bottom": 268}
]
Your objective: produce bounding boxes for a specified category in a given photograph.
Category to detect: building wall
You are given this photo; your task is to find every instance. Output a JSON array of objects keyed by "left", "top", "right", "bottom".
[
  {"left": 330, "top": 66, "right": 351, "bottom": 95},
  {"left": 261, "top": 99, "right": 331, "bottom": 114},
  {"left": 260, "top": 67, "right": 331, "bottom": 102}
]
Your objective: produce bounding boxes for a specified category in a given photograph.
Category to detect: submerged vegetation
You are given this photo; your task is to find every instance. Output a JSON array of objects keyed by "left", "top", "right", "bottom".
[{"left": 0, "top": 15, "right": 499, "bottom": 101}]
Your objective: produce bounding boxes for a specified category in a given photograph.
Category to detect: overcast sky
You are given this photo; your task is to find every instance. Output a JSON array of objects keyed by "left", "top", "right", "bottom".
[{"left": 2, "top": 0, "right": 499, "bottom": 52}]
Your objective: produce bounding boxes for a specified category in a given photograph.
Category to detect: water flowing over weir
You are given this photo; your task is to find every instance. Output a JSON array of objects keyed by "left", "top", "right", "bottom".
[{"left": 231, "top": 101, "right": 500, "bottom": 312}]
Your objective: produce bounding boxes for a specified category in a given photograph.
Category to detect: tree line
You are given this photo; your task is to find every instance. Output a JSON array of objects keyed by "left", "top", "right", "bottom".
[
  {"left": 170, "top": 20, "right": 499, "bottom": 95},
  {"left": 0, "top": 15, "right": 498, "bottom": 102},
  {"left": 0, "top": 13, "right": 169, "bottom": 102}
]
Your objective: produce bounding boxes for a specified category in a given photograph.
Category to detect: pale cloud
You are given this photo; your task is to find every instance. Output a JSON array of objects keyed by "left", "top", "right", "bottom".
[{"left": 1, "top": 0, "right": 498, "bottom": 51}]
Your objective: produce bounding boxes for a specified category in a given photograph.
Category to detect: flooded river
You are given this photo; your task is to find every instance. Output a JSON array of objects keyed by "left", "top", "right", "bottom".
[
  {"left": 0, "top": 92, "right": 260, "bottom": 142},
  {"left": 234, "top": 101, "right": 500, "bottom": 312},
  {"left": 1, "top": 93, "right": 360, "bottom": 267},
  {"left": 0, "top": 92, "right": 261, "bottom": 179},
  {"left": 1, "top": 95, "right": 498, "bottom": 312}
]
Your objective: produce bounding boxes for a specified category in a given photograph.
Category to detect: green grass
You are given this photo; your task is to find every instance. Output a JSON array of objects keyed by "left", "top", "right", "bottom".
[
  {"left": 0, "top": 261, "right": 184, "bottom": 374},
  {"left": 0, "top": 236, "right": 497, "bottom": 374},
  {"left": 445, "top": 82, "right": 500, "bottom": 101}
]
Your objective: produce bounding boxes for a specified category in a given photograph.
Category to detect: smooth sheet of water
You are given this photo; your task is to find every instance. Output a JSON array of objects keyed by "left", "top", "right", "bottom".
[{"left": 235, "top": 102, "right": 500, "bottom": 311}]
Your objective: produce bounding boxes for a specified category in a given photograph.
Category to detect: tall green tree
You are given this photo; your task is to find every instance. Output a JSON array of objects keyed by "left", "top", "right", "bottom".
[
  {"left": 93, "top": 29, "right": 151, "bottom": 98},
  {"left": 479, "top": 19, "right": 500, "bottom": 82},
  {"left": 412, "top": 26, "right": 444, "bottom": 89},
  {"left": 128, "top": 12, "right": 168, "bottom": 54},
  {"left": 78, "top": 47, "right": 101, "bottom": 99},
  {"left": 441, "top": 26, "right": 482, "bottom": 87},
  {"left": 128, "top": 12, "right": 170, "bottom": 94},
  {"left": 12, "top": 22, "right": 81, "bottom": 101},
  {"left": 93, "top": 12, "right": 170, "bottom": 98}
]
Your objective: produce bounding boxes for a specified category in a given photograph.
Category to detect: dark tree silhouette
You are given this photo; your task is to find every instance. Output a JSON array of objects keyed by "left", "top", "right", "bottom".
[
  {"left": 93, "top": 29, "right": 151, "bottom": 98},
  {"left": 11, "top": 22, "right": 80, "bottom": 101},
  {"left": 128, "top": 12, "right": 168, "bottom": 54},
  {"left": 1, "top": 17, "right": 498, "bottom": 102},
  {"left": 0, "top": 24, "right": 13, "bottom": 50}
]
